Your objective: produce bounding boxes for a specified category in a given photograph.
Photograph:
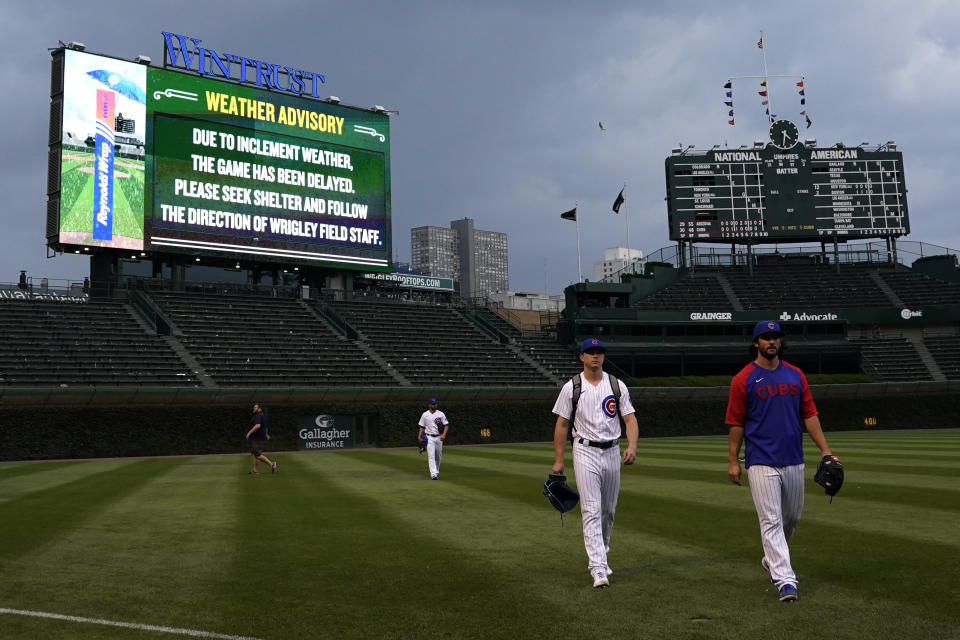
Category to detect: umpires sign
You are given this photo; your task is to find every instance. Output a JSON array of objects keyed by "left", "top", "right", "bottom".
[{"left": 298, "top": 414, "right": 355, "bottom": 450}]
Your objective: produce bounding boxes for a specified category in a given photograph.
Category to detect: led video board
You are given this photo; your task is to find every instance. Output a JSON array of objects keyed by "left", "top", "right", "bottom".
[
  {"left": 50, "top": 48, "right": 391, "bottom": 270},
  {"left": 665, "top": 140, "right": 908, "bottom": 243}
]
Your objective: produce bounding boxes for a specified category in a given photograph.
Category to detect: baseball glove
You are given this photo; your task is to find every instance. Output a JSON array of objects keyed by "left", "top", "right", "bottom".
[
  {"left": 813, "top": 454, "right": 844, "bottom": 501},
  {"left": 418, "top": 435, "right": 427, "bottom": 454},
  {"left": 543, "top": 473, "right": 579, "bottom": 514}
]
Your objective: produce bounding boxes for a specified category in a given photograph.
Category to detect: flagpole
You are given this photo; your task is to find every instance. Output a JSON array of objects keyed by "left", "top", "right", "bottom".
[
  {"left": 575, "top": 200, "right": 582, "bottom": 282},
  {"left": 623, "top": 182, "right": 632, "bottom": 275},
  {"left": 759, "top": 30, "right": 773, "bottom": 123}
]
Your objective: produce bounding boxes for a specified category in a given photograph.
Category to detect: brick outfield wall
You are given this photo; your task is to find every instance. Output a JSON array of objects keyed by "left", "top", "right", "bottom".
[{"left": 2, "top": 387, "right": 958, "bottom": 461}]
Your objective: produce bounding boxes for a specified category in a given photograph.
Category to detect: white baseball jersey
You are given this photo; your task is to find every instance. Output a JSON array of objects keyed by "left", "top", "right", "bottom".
[
  {"left": 419, "top": 409, "right": 449, "bottom": 479},
  {"left": 418, "top": 410, "right": 449, "bottom": 436},
  {"left": 552, "top": 373, "right": 636, "bottom": 439},
  {"left": 552, "top": 372, "right": 636, "bottom": 578}
]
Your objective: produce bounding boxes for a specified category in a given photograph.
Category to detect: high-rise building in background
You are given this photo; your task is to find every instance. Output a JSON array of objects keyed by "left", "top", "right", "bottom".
[
  {"left": 410, "top": 226, "right": 458, "bottom": 280},
  {"left": 593, "top": 247, "right": 644, "bottom": 283},
  {"left": 411, "top": 218, "right": 508, "bottom": 298}
]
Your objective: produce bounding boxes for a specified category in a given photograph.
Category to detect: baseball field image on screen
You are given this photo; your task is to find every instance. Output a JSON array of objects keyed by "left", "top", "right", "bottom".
[{"left": 58, "top": 50, "right": 146, "bottom": 250}]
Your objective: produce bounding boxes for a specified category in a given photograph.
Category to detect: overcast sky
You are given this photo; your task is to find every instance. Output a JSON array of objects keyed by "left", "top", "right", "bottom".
[{"left": 3, "top": 0, "right": 959, "bottom": 292}]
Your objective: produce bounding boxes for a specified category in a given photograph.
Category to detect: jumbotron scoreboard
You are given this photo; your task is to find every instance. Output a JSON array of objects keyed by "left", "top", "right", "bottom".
[
  {"left": 665, "top": 119, "right": 909, "bottom": 243},
  {"left": 48, "top": 34, "right": 392, "bottom": 271}
]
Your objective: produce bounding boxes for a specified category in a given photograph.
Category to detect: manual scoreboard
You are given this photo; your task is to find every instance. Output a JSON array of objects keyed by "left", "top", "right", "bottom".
[{"left": 665, "top": 121, "right": 909, "bottom": 243}]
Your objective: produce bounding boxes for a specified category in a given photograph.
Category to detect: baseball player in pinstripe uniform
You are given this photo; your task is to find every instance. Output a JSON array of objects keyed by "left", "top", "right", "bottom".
[
  {"left": 417, "top": 398, "right": 449, "bottom": 480},
  {"left": 725, "top": 321, "right": 836, "bottom": 602},
  {"left": 551, "top": 338, "right": 639, "bottom": 588}
]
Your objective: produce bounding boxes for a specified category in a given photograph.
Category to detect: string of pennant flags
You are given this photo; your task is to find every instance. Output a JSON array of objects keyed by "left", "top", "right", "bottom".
[
  {"left": 724, "top": 36, "right": 811, "bottom": 129},
  {"left": 724, "top": 77, "right": 810, "bottom": 127}
]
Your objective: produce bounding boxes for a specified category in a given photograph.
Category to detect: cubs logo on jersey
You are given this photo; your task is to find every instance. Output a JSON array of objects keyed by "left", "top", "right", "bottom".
[
  {"left": 434, "top": 416, "right": 445, "bottom": 428},
  {"left": 602, "top": 395, "right": 617, "bottom": 418}
]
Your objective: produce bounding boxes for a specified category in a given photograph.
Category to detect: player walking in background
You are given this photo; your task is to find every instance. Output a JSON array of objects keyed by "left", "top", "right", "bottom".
[
  {"left": 246, "top": 403, "right": 276, "bottom": 475},
  {"left": 417, "top": 398, "right": 449, "bottom": 480},
  {"left": 725, "top": 321, "right": 835, "bottom": 602},
  {"left": 551, "top": 338, "right": 638, "bottom": 588}
]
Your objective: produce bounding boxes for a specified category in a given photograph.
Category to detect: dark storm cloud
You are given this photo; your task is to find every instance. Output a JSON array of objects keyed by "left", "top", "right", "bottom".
[{"left": 2, "top": 1, "right": 958, "bottom": 291}]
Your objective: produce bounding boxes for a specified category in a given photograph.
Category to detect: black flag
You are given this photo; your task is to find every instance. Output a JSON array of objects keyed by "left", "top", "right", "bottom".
[
  {"left": 560, "top": 207, "right": 577, "bottom": 221},
  {"left": 612, "top": 189, "right": 625, "bottom": 214}
]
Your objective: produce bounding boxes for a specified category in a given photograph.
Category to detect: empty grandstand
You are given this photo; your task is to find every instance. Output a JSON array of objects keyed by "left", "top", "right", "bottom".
[
  {"left": 562, "top": 241, "right": 960, "bottom": 382},
  {"left": 147, "top": 291, "right": 396, "bottom": 387},
  {"left": 0, "top": 299, "right": 196, "bottom": 386},
  {"left": 329, "top": 298, "right": 555, "bottom": 386},
  {"left": 2, "top": 240, "right": 957, "bottom": 389}
]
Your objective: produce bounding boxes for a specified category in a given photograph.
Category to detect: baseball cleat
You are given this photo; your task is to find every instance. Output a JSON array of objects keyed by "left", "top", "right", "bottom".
[
  {"left": 431, "top": 475, "right": 438, "bottom": 480},
  {"left": 271, "top": 462, "right": 277, "bottom": 474},
  {"left": 247, "top": 471, "right": 259, "bottom": 475},
  {"left": 592, "top": 572, "right": 609, "bottom": 589},
  {"left": 778, "top": 584, "right": 798, "bottom": 602}
]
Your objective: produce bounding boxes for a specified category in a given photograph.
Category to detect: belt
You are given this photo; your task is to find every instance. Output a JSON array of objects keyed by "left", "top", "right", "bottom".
[
  {"left": 427, "top": 434, "right": 443, "bottom": 438},
  {"left": 576, "top": 437, "right": 618, "bottom": 449}
]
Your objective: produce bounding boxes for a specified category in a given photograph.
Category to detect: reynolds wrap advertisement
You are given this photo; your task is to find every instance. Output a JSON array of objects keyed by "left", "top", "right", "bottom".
[
  {"left": 60, "top": 52, "right": 146, "bottom": 250},
  {"left": 57, "top": 48, "right": 391, "bottom": 270}
]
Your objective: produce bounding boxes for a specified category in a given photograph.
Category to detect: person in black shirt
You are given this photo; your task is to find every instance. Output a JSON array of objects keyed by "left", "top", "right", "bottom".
[{"left": 245, "top": 403, "right": 277, "bottom": 475}]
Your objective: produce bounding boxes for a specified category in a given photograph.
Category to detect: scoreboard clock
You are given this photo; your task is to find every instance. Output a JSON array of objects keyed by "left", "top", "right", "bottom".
[{"left": 665, "top": 120, "right": 909, "bottom": 243}]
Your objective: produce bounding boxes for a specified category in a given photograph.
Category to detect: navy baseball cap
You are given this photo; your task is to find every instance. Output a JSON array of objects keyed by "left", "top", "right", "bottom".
[
  {"left": 428, "top": 397, "right": 437, "bottom": 404},
  {"left": 753, "top": 320, "right": 785, "bottom": 338},
  {"left": 579, "top": 338, "right": 607, "bottom": 353}
]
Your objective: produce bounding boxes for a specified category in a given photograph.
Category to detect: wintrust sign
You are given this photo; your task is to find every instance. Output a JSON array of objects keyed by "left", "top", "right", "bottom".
[{"left": 162, "top": 32, "right": 326, "bottom": 97}]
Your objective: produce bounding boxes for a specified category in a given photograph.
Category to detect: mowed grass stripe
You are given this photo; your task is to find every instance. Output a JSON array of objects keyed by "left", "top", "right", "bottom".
[
  {"left": 0, "top": 457, "right": 250, "bottom": 637},
  {"left": 290, "top": 452, "right": 833, "bottom": 638},
  {"left": 0, "top": 460, "right": 139, "bottom": 503},
  {"left": 0, "top": 459, "right": 173, "bottom": 563},
  {"left": 221, "top": 453, "right": 623, "bottom": 640},
  {"left": 450, "top": 446, "right": 960, "bottom": 513},
  {"left": 610, "top": 476, "right": 958, "bottom": 617},
  {"left": 376, "top": 444, "right": 960, "bottom": 532},
  {"left": 380, "top": 440, "right": 959, "bottom": 629}
]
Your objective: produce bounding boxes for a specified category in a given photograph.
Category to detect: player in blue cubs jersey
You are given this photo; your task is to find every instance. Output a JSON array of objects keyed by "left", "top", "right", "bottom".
[{"left": 725, "top": 321, "right": 836, "bottom": 603}]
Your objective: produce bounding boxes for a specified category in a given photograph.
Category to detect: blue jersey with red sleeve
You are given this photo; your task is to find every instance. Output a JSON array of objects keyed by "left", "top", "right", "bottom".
[{"left": 725, "top": 360, "right": 818, "bottom": 467}]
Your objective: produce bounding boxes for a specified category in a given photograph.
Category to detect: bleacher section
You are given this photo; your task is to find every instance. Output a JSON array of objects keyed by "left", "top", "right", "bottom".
[
  {"left": 0, "top": 301, "right": 196, "bottom": 386},
  {"left": 515, "top": 333, "right": 579, "bottom": 381},
  {"left": 721, "top": 264, "right": 893, "bottom": 309},
  {"left": 923, "top": 336, "right": 960, "bottom": 380},
  {"left": 848, "top": 337, "right": 932, "bottom": 381},
  {"left": 633, "top": 274, "right": 734, "bottom": 311},
  {"left": 148, "top": 292, "right": 395, "bottom": 386},
  {"left": 332, "top": 300, "right": 553, "bottom": 386},
  {"left": 473, "top": 308, "right": 578, "bottom": 381},
  {"left": 880, "top": 269, "right": 960, "bottom": 307}
]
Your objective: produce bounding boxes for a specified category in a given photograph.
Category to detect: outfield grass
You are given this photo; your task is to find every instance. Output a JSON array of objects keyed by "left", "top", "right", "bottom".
[{"left": 0, "top": 430, "right": 957, "bottom": 639}]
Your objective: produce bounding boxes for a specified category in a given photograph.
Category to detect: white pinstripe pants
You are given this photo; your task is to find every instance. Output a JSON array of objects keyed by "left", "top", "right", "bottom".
[
  {"left": 747, "top": 463, "right": 805, "bottom": 587},
  {"left": 572, "top": 441, "right": 620, "bottom": 573},
  {"left": 426, "top": 436, "right": 443, "bottom": 477}
]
